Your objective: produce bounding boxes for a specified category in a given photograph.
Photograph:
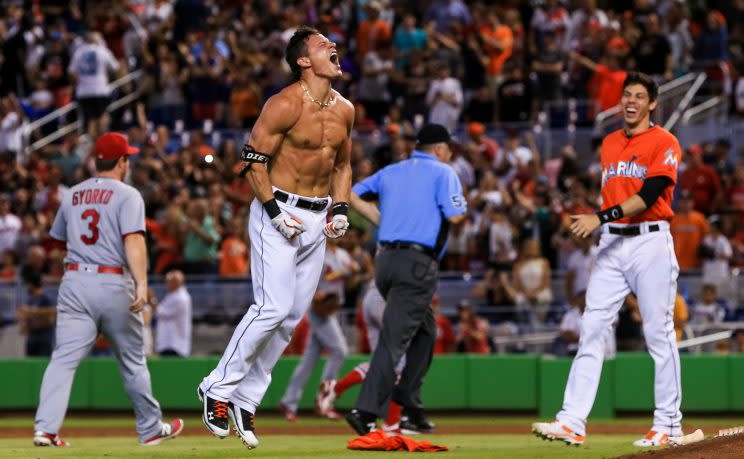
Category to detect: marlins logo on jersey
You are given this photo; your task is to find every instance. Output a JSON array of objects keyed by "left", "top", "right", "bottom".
[{"left": 601, "top": 156, "right": 648, "bottom": 188}]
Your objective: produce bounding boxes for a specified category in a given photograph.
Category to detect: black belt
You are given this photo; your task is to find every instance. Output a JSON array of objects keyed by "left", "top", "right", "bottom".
[
  {"left": 379, "top": 241, "right": 437, "bottom": 259},
  {"left": 274, "top": 190, "right": 329, "bottom": 212},
  {"left": 608, "top": 224, "right": 660, "bottom": 236}
]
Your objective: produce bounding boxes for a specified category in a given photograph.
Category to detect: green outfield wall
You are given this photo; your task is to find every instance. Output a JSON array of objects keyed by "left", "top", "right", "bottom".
[{"left": 2, "top": 354, "right": 743, "bottom": 416}]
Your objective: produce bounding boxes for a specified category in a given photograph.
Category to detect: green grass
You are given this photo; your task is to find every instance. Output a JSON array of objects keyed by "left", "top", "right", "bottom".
[{"left": 0, "top": 434, "right": 643, "bottom": 458}]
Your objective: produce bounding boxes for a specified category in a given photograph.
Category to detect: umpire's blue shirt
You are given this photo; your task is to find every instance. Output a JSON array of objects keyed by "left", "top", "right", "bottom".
[{"left": 352, "top": 150, "right": 466, "bottom": 258}]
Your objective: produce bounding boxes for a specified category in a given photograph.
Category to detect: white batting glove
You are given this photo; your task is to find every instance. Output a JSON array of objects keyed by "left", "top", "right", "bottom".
[
  {"left": 271, "top": 212, "right": 306, "bottom": 240},
  {"left": 323, "top": 215, "right": 349, "bottom": 239}
]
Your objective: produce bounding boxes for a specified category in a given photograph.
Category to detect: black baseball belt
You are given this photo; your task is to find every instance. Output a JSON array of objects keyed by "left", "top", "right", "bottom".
[
  {"left": 378, "top": 241, "right": 437, "bottom": 259},
  {"left": 273, "top": 190, "right": 329, "bottom": 212},
  {"left": 607, "top": 224, "right": 660, "bottom": 236}
]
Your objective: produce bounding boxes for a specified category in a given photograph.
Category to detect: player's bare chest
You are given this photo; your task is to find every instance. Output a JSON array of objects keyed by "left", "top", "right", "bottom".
[{"left": 287, "top": 110, "right": 347, "bottom": 150}]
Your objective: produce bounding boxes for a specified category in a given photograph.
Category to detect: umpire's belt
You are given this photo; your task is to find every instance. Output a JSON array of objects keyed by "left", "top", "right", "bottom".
[
  {"left": 66, "top": 263, "right": 124, "bottom": 275},
  {"left": 378, "top": 241, "right": 437, "bottom": 260},
  {"left": 274, "top": 190, "right": 330, "bottom": 212},
  {"left": 606, "top": 224, "right": 660, "bottom": 236}
]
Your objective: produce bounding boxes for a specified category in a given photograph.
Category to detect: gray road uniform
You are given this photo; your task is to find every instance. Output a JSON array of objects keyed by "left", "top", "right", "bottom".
[{"left": 34, "top": 177, "right": 164, "bottom": 442}]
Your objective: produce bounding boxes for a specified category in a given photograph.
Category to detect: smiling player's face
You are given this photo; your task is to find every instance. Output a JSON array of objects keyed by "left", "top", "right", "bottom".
[
  {"left": 621, "top": 83, "right": 656, "bottom": 130},
  {"left": 305, "top": 33, "right": 342, "bottom": 79}
]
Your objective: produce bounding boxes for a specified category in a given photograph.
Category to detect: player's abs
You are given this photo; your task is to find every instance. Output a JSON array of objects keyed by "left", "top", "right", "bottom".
[{"left": 269, "top": 146, "right": 338, "bottom": 197}]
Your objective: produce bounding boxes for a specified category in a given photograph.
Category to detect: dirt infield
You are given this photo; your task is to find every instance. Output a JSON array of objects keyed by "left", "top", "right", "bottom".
[
  {"left": 0, "top": 422, "right": 739, "bottom": 439},
  {"left": 615, "top": 433, "right": 744, "bottom": 459}
]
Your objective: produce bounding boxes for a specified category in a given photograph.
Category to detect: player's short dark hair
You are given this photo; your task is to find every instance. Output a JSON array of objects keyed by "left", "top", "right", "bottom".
[
  {"left": 95, "top": 156, "right": 123, "bottom": 172},
  {"left": 286, "top": 26, "right": 320, "bottom": 81},
  {"left": 623, "top": 71, "right": 658, "bottom": 102}
]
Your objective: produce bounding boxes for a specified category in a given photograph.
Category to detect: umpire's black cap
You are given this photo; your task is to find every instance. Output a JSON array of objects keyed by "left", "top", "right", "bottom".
[{"left": 416, "top": 124, "right": 452, "bottom": 146}]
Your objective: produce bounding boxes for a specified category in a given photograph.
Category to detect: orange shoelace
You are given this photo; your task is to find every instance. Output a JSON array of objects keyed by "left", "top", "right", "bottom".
[{"left": 214, "top": 401, "right": 229, "bottom": 419}]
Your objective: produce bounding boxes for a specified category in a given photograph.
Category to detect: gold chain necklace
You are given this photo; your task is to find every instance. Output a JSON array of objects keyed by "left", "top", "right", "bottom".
[{"left": 299, "top": 81, "right": 335, "bottom": 109}]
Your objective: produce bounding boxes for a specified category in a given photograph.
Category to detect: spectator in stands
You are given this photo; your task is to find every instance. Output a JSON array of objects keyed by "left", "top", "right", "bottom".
[
  {"left": 20, "top": 245, "right": 49, "bottom": 284},
  {"left": 182, "top": 198, "right": 220, "bottom": 274},
  {"left": 356, "top": 1, "right": 392, "bottom": 61},
  {"left": 679, "top": 144, "right": 722, "bottom": 215},
  {"left": 425, "top": 61, "right": 463, "bottom": 133},
  {"left": 693, "top": 10, "right": 730, "bottom": 94},
  {"left": 616, "top": 294, "right": 644, "bottom": 351},
  {"left": 529, "top": 0, "right": 571, "bottom": 54},
  {"left": 733, "top": 330, "right": 744, "bottom": 353},
  {"left": 569, "top": 51, "right": 627, "bottom": 112},
  {"left": 674, "top": 292, "right": 689, "bottom": 342},
  {"left": 479, "top": 8, "right": 513, "bottom": 87},
  {"left": 455, "top": 300, "right": 490, "bottom": 354},
  {"left": 218, "top": 217, "right": 249, "bottom": 278},
  {"left": 664, "top": 2, "right": 693, "bottom": 78},
  {"left": 0, "top": 95, "right": 24, "bottom": 160},
  {"left": 700, "top": 215, "right": 733, "bottom": 298},
  {"left": 565, "top": 233, "right": 596, "bottom": 301},
  {"left": 357, "top": 46, "right": 394, "bottom": 124},
  {"left": 15, "top": 273, "right": 55, "bottom": 357},
  {"left": 68, "top": 32, "right": 120, "bottom": 138},
  {"left": 155, "top": 270, "right": 192, "bottom": 357},
  {"left": 0, "top": 193, "right": 21, "bottom": 256},
  {"left": 553, "top": 290, "right": 615, "bottom": 358},
  {"left": 690, "top": 283, "right": 727, "bottom": 326},
  {"left": 670, "top": 190, "right": 709, "bottom": 271},
  {"left": 34, "top": 166, "right": 69, "bottom": 218},
  {"left": 393, "top": 13, "right": 427, "bottom": 70},
  {"left": 0, "top": 250, "right": 17, "bottom": 280},
  {"left": 465, "top": 122, "right": 499, "bottom": 167},
  {"left": 497, "top": 61, "right": 537, "bottom": 125},
  {"left": 424, "top": 0, "right": 473, "bottom": 34},
  {"left": 432, "top": 295, "right": 456, "bottom": 354},
  {"left": 532, "top": 31, "right": 565, "bottom": 107},
  {"left": 512, "top": 239, "right": 553, "bottom": 326},
  {"left": 632, "top": 13, "right": 672, "bottom": 82}
]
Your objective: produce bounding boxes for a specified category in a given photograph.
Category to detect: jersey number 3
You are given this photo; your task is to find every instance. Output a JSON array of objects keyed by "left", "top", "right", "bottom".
[{"left": 80, "top": 209, "right": 100, "bottom": 245}]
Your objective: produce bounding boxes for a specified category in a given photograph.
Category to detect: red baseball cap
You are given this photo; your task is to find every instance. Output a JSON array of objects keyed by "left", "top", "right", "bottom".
[{"left": 94, "top": 133, "right": 140, "bottom": 160}]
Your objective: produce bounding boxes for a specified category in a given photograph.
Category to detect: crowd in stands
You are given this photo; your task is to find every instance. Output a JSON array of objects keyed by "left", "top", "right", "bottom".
[{"left": 3, "top": 1, "right": 744, "bottom": 356}]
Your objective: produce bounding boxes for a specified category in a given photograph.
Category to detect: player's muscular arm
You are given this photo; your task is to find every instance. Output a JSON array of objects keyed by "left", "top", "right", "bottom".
[
  {"left": 323, "top": 103, "right": 355, "bottom": 239},
  {"left": 124, "top": 233, "right": 148, "bottom": 313}
]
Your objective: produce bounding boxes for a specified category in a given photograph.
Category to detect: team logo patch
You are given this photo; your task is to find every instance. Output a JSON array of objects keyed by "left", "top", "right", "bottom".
[
  {"left": 601, "top": 156, "right": 648, "bottom": 187},
  {"left": 662, "top": 148, "right": 679, "bottom": 168},
  {"left": 451, "top": 195, "right": 465, "bottom": 209}
]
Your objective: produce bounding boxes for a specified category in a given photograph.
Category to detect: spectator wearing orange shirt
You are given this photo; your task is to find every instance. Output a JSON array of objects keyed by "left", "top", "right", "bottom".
[
  {"left": 356, "top": 2, "right": 392, "bottom": 61},
  {"left": 218, "top": 218, "right": 249, "bottom": 277},
  {"left": 679, "top": 145, "right": 723, "bottom": 215},
  {"left": 456, "top": 300, "right": 491, "bottom": 354},
  {"left": 229, "top": 76, "right": 262, "bottom": 129},
  {"left": 570, "top": 51, "right": 627, "bottom": 113},
  {"left": 479, "top": 9, "right": 513, "bottom": 84},
  {"left": 432, "top": 295, "right": 456, "bottom": 354},
  {"left": 670, "top": 191, "right": 708, "bottom": 271}
]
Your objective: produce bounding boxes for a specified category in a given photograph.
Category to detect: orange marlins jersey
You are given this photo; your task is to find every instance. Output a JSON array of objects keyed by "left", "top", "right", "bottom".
[{"left": 600, "top": 125, "right": 682, "bottom": 223}]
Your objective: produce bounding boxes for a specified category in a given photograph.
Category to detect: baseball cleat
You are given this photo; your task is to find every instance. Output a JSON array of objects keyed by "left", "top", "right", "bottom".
[
  {"left": 33, "top": 431, "right": 70, "bottom": 447},
  {"left": 382, "top": 422, "right": 401, "bottom": 435},
  {"left": 531, "top": 421, "right": 585, "bottom": 446},
  {"left": 198, "top": 387, "right": 230, "bottom": 438},
  {"left": 316, "top": 380, "right": 338, "bottom": 418},
  {"left": 633, "top": 430, "right": 672, "bottom": 447},
  {"left": 141, "top": 418, "right": 184, "bottom": 446},
  {"left": 228, "top": 403, "right": 259, "bottom": 449},
  {"left": 399, "top": 409, "right": 435, "bottom": 435},
  {"left": 345, "top": 409, "right": 377, "bottom": 436},
  {"left": 278, "top": 402, "right": 299, "bottom": 422}
]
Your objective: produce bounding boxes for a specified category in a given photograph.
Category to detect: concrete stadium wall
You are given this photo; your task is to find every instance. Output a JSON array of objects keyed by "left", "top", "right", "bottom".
[{"left": 2, "top": 354, "right": 743, "bottom": 415}]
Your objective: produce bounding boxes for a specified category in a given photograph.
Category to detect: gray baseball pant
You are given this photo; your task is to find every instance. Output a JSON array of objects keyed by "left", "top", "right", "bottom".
[
  {"left": 34, "top": 271, "right": 163, "bottom": 441},
  {"left": 280, "top": 310, "right": 348, "bottom": 412}
]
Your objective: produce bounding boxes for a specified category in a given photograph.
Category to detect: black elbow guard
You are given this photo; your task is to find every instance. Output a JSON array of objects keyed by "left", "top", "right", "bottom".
[
  {"left": 239, "top": 144, "right": 270, "bottom": 177},
  {"left": 638, "top": 176, "right": 673, "bottom": 207}
]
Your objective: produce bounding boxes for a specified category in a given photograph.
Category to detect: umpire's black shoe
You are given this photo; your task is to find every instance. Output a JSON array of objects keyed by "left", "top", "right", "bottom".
[
  {"left": 400, "top": 409, "right": 435, "bottom": 435},
  {"left": 345, "top": 409, "right": 377, "bottom": 435},
  {"left": 197, "top": 387, "right": 230, "bottom": 438},
  {"left": 228, "top": 403, "right": 259, "bottom": 449}
]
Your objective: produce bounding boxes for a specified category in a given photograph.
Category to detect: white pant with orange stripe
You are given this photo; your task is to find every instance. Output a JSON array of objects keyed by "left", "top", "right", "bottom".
[
  {"left": 200, "top": 193, "right": 329, "bottom": 414},
  {"left": 556, "top": 221, "right": 682, "bottom": 437}
]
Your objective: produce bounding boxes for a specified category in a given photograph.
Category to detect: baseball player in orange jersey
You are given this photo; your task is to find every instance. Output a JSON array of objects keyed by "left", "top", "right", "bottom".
[{"left": 532, "top": 72, "right": 684, "bottom": 447}]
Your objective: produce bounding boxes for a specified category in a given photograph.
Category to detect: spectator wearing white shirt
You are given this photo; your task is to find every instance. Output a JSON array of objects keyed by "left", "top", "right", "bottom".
[
  {"left": 68, "top": 32, "right": 120, "bottom": 137},
  {"left": 155, "top": 270, "right": 192, "bottom": 357},
  {"left": 426, "top": 62, "right": 463, "bottom": 133},
  {"left": 0, "top": 95, "right": 24, "bottom": 161},
  {"left": 565, "top": 234, "right": 597, "bottom": 300},
  {"left": 691, "top": 284, "right": 727, "bottom": 325},
  {"left": 0, "top": 194, "right": 21, "bottom": 256},
  {"left": 701, "top": 216, "right": 733, "bottom": 298}
]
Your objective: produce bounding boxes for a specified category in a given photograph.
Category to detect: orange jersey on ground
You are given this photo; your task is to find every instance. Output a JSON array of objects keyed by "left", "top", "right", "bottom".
[{"left": 600, "top": 125, "right": 682, "bottom": 223}]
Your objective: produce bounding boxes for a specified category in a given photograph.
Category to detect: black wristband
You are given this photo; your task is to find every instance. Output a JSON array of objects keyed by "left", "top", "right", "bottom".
[
  {"left": 263, "top": 198, "right": 281, "bottom": 219},
  {"left": 331, "top": 202, "right": 349, "bottom": 216},
  {"left": 596, "top": 204, "right": 624, "bottom": 224}
]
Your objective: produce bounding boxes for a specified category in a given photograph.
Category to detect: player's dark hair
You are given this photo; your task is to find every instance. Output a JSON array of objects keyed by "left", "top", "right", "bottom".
[
  {"left": 95, "top": 156, "right": 123, "bottom": 172},
  {"left": 286, "top": 26, "right": 320, "bottom": 81},
  {"left": 623, "top": 71, "right": 658, "bottom": 102}
]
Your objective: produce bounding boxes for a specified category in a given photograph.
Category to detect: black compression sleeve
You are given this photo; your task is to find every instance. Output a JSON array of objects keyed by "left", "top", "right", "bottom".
[{"left": 637, "top": 176, "right": 673, "bottom": 208}]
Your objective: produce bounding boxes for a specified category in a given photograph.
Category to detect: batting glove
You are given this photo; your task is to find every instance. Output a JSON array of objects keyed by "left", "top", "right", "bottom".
[
  {"left": 271, "top": 212, "right": 306, "bottom": 240},
  {"left": 323, "top": 215, "right": 349, "bottom": 239}
]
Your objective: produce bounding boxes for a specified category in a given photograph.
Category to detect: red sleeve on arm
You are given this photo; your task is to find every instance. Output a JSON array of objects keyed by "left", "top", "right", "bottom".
[{"left": 49, "top": 238, "right": 66, "bottom": 250}]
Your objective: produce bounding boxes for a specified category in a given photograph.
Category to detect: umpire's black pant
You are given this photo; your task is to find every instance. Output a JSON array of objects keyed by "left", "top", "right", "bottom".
[{"left": 355, "top": 248, "right": 438, "bottom": 417}]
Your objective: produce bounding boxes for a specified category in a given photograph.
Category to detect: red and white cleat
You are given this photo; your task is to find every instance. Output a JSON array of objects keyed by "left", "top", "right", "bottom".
[
  {"left": 633, "top": 430, "right": 672, "bottom": 447},
  {"left": 141, "top": 419, "right": 184, "bottom": 446},
  {"left": 315, "top": 380, "right": 338, "bottom": 418},
  {"left": 33, "top": 431, "right": 70, "bottom": 447},
  {"left": 531, "top": 421, "right": 585, "bottom": 446}
]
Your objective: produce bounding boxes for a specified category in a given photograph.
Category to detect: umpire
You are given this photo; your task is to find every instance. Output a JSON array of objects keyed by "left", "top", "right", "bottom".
[{"left": 346, "top": 124, "right": 466, "bottom": 435}]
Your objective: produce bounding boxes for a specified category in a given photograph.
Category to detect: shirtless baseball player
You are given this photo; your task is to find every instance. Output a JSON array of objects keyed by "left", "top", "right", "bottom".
[
  {"left": 532, "top": 72, "right": 683, "bottom": 447},
  {"left": 198, "top": 26, "right": 354, "bottom": 449},
  {"left": 34, "top": 133, "right": 183, "bottom": 447}
]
